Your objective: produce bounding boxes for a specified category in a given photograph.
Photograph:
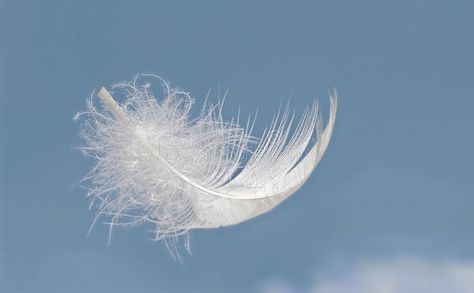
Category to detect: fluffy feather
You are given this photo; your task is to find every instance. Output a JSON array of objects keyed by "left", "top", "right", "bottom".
[{"left": 76, "top": 74, "right": 337, "bottom": 255}]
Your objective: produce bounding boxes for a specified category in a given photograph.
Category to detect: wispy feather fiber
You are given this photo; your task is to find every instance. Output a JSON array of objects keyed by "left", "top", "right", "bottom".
[{"left": 76, "top": 74, "right": 337, "bottom": 254}]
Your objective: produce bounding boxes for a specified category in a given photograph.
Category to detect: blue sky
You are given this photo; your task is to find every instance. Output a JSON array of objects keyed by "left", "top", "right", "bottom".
[{"left": 1, "top": 1, "right": 474, "bottom": 292}]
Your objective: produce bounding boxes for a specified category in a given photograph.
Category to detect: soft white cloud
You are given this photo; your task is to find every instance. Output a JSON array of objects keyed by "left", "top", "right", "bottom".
[{"left": 261, "top": 258, "right": 474, "bottom": 293}]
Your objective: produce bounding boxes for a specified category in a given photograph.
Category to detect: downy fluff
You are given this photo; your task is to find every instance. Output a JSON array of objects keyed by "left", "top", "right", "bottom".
[{"left": 76, "top": 74, "right": 337, "bottom": 255}]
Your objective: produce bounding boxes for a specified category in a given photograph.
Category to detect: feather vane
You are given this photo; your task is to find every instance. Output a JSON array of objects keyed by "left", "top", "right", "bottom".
[{"left": 76, "top": 74, "right": 337, "bottom": 254}]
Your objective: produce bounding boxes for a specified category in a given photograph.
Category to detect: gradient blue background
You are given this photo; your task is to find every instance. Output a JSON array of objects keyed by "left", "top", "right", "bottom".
[{"left": 1, "top": 1, "right": 473, "bottom": 292}]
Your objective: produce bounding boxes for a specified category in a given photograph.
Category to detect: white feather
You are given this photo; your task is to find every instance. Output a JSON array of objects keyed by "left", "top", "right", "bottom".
[{"left": 76, "top": 74, "right": 337, "bottom": 254}]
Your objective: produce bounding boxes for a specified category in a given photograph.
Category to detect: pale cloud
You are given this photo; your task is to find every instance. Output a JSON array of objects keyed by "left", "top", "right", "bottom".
[{"left": 261, "top": 258, "right": 474, "bottom": 293}]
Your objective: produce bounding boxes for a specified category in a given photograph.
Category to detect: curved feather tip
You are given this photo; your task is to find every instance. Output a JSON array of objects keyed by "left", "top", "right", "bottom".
[{"left": 76, "top": 74, "right": 337, "bottom": 256}]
